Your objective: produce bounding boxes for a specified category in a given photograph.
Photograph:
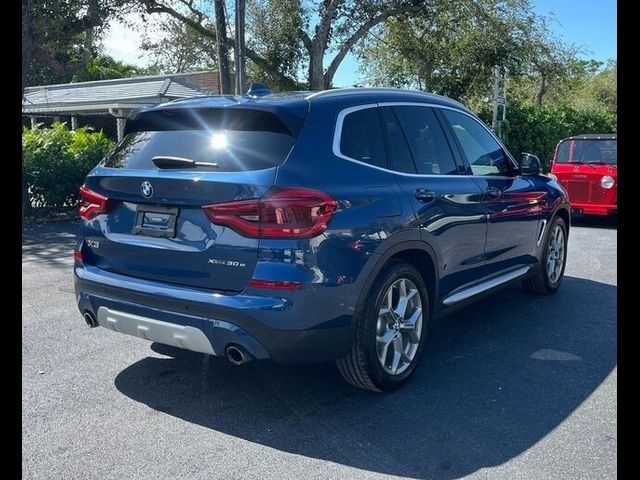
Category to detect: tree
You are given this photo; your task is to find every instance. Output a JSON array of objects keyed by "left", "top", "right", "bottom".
[
  {"left": 213, "top": 0, "right": 232, "bottom": 93},
  {"left": 246, "top": 0, "right": 305, "bottom": 90},
  {"left": 359, "top": 0, "right": 541, "bottom": 100},
  {"left": 72, "top": 54, "right": 144, "bottom": 81},
  {"left": 586, "top": 59, "right": 617, "bottom": 119},
  {"left": 22, "top": 0, "right": 130, "bottom": 87},
  {"left": 524, "top": 19, "right": 583, "bottom": 106},
  {"left": 133, "top": 0, "right": 426, "bottom": 90},
  {"left": 140, "top": 14, "right": 218, "bottom": 73}
]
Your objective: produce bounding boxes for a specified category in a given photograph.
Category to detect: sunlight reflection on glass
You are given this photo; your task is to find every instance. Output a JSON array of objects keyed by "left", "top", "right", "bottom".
[{"left": 211, "top": 132, "right": 228, "bottom": 150}]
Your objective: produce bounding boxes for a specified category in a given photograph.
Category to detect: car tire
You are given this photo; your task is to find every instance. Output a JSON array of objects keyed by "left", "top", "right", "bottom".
[
  {"left": 336, "top": 261, "right": 430, "bottom": 392},
  {"left": 523, "top": 216, "right": 568, "bottom": 295}
]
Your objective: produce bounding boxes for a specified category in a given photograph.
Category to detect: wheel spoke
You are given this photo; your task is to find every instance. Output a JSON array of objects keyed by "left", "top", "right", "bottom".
[
  {"left": 378, "top": 306, "right": 394, "bottom": 322},
  {"left": 386, "top": 287, "right": 394, "bottom": 310},
  {"left": 377, "top": 330, "right": 395, "bottom": 363},
  {"left": 400, "top": 308, "right": 422, "bottom": 343},
  {"left": 390, "top": 351, "right": 401, "bottom": 374},
  {"left": 390, "top": 335, "right": 404, "bottom": 374},
  {"left": 395, "top": 289, "right": 418, "bottom": 319},
  {"left": 398, "top": 279, "right": 407, "bottom": 298}
]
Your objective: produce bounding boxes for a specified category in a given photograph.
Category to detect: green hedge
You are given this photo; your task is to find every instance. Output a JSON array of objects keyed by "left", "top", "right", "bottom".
[
  {"left": 478, "top": 101, "right": 616, "bottom": 170},
  {"left": 23, "top": 123, "right": 114, "bottom": 213}
]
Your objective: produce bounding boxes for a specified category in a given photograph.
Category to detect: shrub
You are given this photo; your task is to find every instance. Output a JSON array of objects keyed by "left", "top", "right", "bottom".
[
  {"left": 23, "top": 122, "right": 114, "bottom": 213},
  {"left": 477, "top": 101, "right": 616, "bottom": 170}
]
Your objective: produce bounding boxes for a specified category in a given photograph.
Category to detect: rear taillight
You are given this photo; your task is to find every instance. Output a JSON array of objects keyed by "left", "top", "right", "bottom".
[
  {"left": 78, "top": 185, "right": 112, "bottom": 220},
  {"left": 203, "top": 188, "right": 337, "bottom": 238},
  {"left": 73, "top": 249, "right": 83, "bottom": 265}
]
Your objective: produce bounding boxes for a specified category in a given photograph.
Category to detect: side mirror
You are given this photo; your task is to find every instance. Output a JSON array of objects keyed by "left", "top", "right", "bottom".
[{"left": 520, "top": 152, "right": 541, "bottom": 175}]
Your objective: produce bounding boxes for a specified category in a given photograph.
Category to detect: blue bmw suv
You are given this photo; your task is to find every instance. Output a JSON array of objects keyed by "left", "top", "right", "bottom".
[{"left": 74, "top": 87, "right": 570, "bottom": 392}]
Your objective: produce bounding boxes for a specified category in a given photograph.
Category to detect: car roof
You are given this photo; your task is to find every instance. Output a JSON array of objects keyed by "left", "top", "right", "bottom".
[
  {"left": 129, "top": 88, "right": 472, "bottom": 137},
  {"left": 152, "top": 88, "right": 470, "bottom": 114},
  {"left": 561, "top": 133, "right": 617, "bottom": 141}
]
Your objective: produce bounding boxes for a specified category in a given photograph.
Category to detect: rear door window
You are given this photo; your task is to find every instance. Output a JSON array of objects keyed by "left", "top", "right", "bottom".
[
  {"left": 339, "top": 107, "right": 387, "bottom": 169},
  {"left": 391, "top": 106, "right": 458, "bottom": 175},
  {"left": 380, "top": 107, "right": 416, "bottom": 174}
]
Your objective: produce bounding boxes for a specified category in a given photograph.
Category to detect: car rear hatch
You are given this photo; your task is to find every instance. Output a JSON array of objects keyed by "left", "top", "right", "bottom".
[{"left": 80, "top": 105, "right": 305, "bottom": 292}]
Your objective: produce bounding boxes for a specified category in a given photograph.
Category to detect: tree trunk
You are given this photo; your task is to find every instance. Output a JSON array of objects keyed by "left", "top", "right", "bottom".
[
  {"left": 535, "top": 76, "right": 546, "bottom": 107},
  {"left": 423, "top": 57, "right": 434, "bottom": 92},
  {"left": 308, "top": 45, "right": 325, "bottom": 90},
  {"left": 213, "top": 0, "right": 232, "bottom": 94}
]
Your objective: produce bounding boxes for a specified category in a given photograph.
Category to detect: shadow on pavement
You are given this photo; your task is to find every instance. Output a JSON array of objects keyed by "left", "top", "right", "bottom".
[
  {"left": 22, "top": 220, "right": 79, "bottom": 267},
  {"left": 115, "top": 276, "right": 616, "bottom": 479},
  {"left": 571, "top": 214, "right": 617, "bottom": 230}
]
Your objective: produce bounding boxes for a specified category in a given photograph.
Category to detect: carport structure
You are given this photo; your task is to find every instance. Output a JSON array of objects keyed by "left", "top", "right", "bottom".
[{"left": 22, "top": 71, "right": 220, "bottom": 141}]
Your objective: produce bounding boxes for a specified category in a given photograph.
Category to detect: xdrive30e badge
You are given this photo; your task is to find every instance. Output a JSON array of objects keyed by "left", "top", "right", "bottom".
[{"left": 141, "top": 181, "right": 153, "bottom": 198}]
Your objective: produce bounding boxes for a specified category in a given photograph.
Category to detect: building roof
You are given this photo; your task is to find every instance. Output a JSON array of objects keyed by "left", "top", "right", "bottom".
[{"left": 22, "top": 72, "right": 216, "bottom": 115}]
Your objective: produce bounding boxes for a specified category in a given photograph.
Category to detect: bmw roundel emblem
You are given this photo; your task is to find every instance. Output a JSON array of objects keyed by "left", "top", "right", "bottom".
[{"left": 141, "top": 181, "right": 153, "bottom": 198}]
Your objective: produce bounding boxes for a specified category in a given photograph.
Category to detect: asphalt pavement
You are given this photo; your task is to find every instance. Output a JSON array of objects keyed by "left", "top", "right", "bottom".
[{"left": 22, "top": 217, "right": 617, "bottom": 479}]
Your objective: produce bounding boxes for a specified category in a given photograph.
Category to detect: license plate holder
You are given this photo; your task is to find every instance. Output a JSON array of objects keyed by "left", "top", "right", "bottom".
[{"left": 133, "top": 204, "right": 178, "bottom": 238}]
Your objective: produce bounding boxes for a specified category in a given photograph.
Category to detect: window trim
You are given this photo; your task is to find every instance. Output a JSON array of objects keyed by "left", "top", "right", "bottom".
[{"left": 332, "top": 101, "right": 519, "bottom": 178}]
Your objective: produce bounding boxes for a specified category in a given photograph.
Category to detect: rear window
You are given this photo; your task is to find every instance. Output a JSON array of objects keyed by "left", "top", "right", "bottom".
[
  {"left": 102, "top": 130, "right": 294, "bottom": 172},
  {"left": 102, "top": 108, "right": 296, "bottom": 172},
  {"left": 555, "top": 139, "right": 617, "bottom": 164}
]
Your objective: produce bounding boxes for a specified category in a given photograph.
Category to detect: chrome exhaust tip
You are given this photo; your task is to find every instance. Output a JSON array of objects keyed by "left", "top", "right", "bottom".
[
  {"left": 225, "top": 345, "right": 252, "bottom": 365},
  {"left": 84, "top": 311, "right": 98, "bottom": 328}
]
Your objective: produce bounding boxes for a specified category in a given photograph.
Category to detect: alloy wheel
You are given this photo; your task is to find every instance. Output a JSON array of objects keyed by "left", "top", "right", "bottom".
[
  {"left": 376, "top": 278, "right": 423, "bottom": 375},
  {"left": 546, "top": 224, "right": 566, "bottom": 283}
]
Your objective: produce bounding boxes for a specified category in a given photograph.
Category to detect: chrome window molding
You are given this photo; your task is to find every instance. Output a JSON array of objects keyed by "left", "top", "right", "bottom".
[{"left": 332, "top": 101, "right": 521, "bottom": 178}]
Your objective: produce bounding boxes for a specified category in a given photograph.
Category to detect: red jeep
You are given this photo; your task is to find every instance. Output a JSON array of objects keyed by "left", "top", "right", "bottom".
[{"left": 550, "top": 134, "right": 617, "bottom": 216}]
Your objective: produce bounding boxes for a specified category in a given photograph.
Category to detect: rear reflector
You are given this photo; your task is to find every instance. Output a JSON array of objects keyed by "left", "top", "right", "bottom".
[
  {"left": 73, "top": 249, "right": 83, "bottom": 265},
  {"left": 203, "top": 187, "right": 337, "bottom": 238},
  {"left": 248, "top": 279, "right": 301, "bottom": 290},
  {"left": 78, "top": 185, "right": 113, "bottom": 220}
]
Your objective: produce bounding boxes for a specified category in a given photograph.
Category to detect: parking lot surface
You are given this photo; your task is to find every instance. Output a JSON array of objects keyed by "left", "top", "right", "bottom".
[{"left": 22, "top": 218, "right": 616, "bottom": 479}]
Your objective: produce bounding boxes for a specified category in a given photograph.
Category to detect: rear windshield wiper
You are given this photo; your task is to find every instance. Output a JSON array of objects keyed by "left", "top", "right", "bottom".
[{"left": 152, "top": 156, "right": 219, "bottom": 169}]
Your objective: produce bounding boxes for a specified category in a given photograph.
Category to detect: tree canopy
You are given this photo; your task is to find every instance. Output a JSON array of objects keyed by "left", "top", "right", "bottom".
[
  {"left": 131, "top": 0, "right": 429, "bottom": 90},
  {"left": 22, "top": 0, "right": 133, "bottom": 87}
]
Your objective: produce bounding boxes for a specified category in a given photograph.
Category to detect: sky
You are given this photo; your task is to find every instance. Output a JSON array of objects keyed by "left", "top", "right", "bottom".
[{"left": 103, "top": 0, "right": 617, "bottom": 88}]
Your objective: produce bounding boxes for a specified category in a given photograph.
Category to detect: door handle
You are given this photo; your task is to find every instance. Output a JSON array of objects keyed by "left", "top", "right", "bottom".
[
  {"left": 486, "top": 186, "right": 502, "bottom": 199},
  {"left": 415, "top": 189, "right": 436, "bottom": 202}
]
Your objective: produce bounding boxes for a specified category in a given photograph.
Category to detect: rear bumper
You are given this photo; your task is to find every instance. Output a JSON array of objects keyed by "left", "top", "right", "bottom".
[
  {"left": 74, "top": 265, "right": 355, "bottom": 363},
  {"left": 570, "top": 202, "right": 617, "bottom": 216}
]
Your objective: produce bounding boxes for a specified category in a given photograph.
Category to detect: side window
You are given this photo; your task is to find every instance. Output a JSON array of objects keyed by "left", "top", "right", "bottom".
[
  {"left": 442, "top": 110, "right": 511, "bottom": 176},
  {"left": 380, "top": 107, "right": 416, "bottom": 173},
  {"left": 392, "top": 106, "right": 458, "bottom": 175},
  {"left": 339, "top": 108, "right": 387, "bottom": 169}
]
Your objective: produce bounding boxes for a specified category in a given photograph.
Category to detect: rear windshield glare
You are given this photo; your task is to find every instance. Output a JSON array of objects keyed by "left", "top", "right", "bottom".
[
  {"left": 555, "top": 139, "right": 617, "bottom": 164},
  {"left": 102, "top": 108, "right": 298, "bottom": 172},
  {"left": 101, "top": 129, "right": 295, "bottom": 172}
]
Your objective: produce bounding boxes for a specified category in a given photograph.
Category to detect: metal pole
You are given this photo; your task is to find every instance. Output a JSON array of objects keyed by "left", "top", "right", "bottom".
[
  {"left": 234, "top": 0, "right": 245, "bottom": 94},
  {"left": 71, "top": 116, "right": 78, "bottom": 130},
  {"left": 116, "top": 118, "right": 125, "bottom": 142},
  {"left": 491, "top": 65, "right": 499, "bottom": 132},
  {"left": 502, "top": 67, "right": 508, "bottom": 122}
]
